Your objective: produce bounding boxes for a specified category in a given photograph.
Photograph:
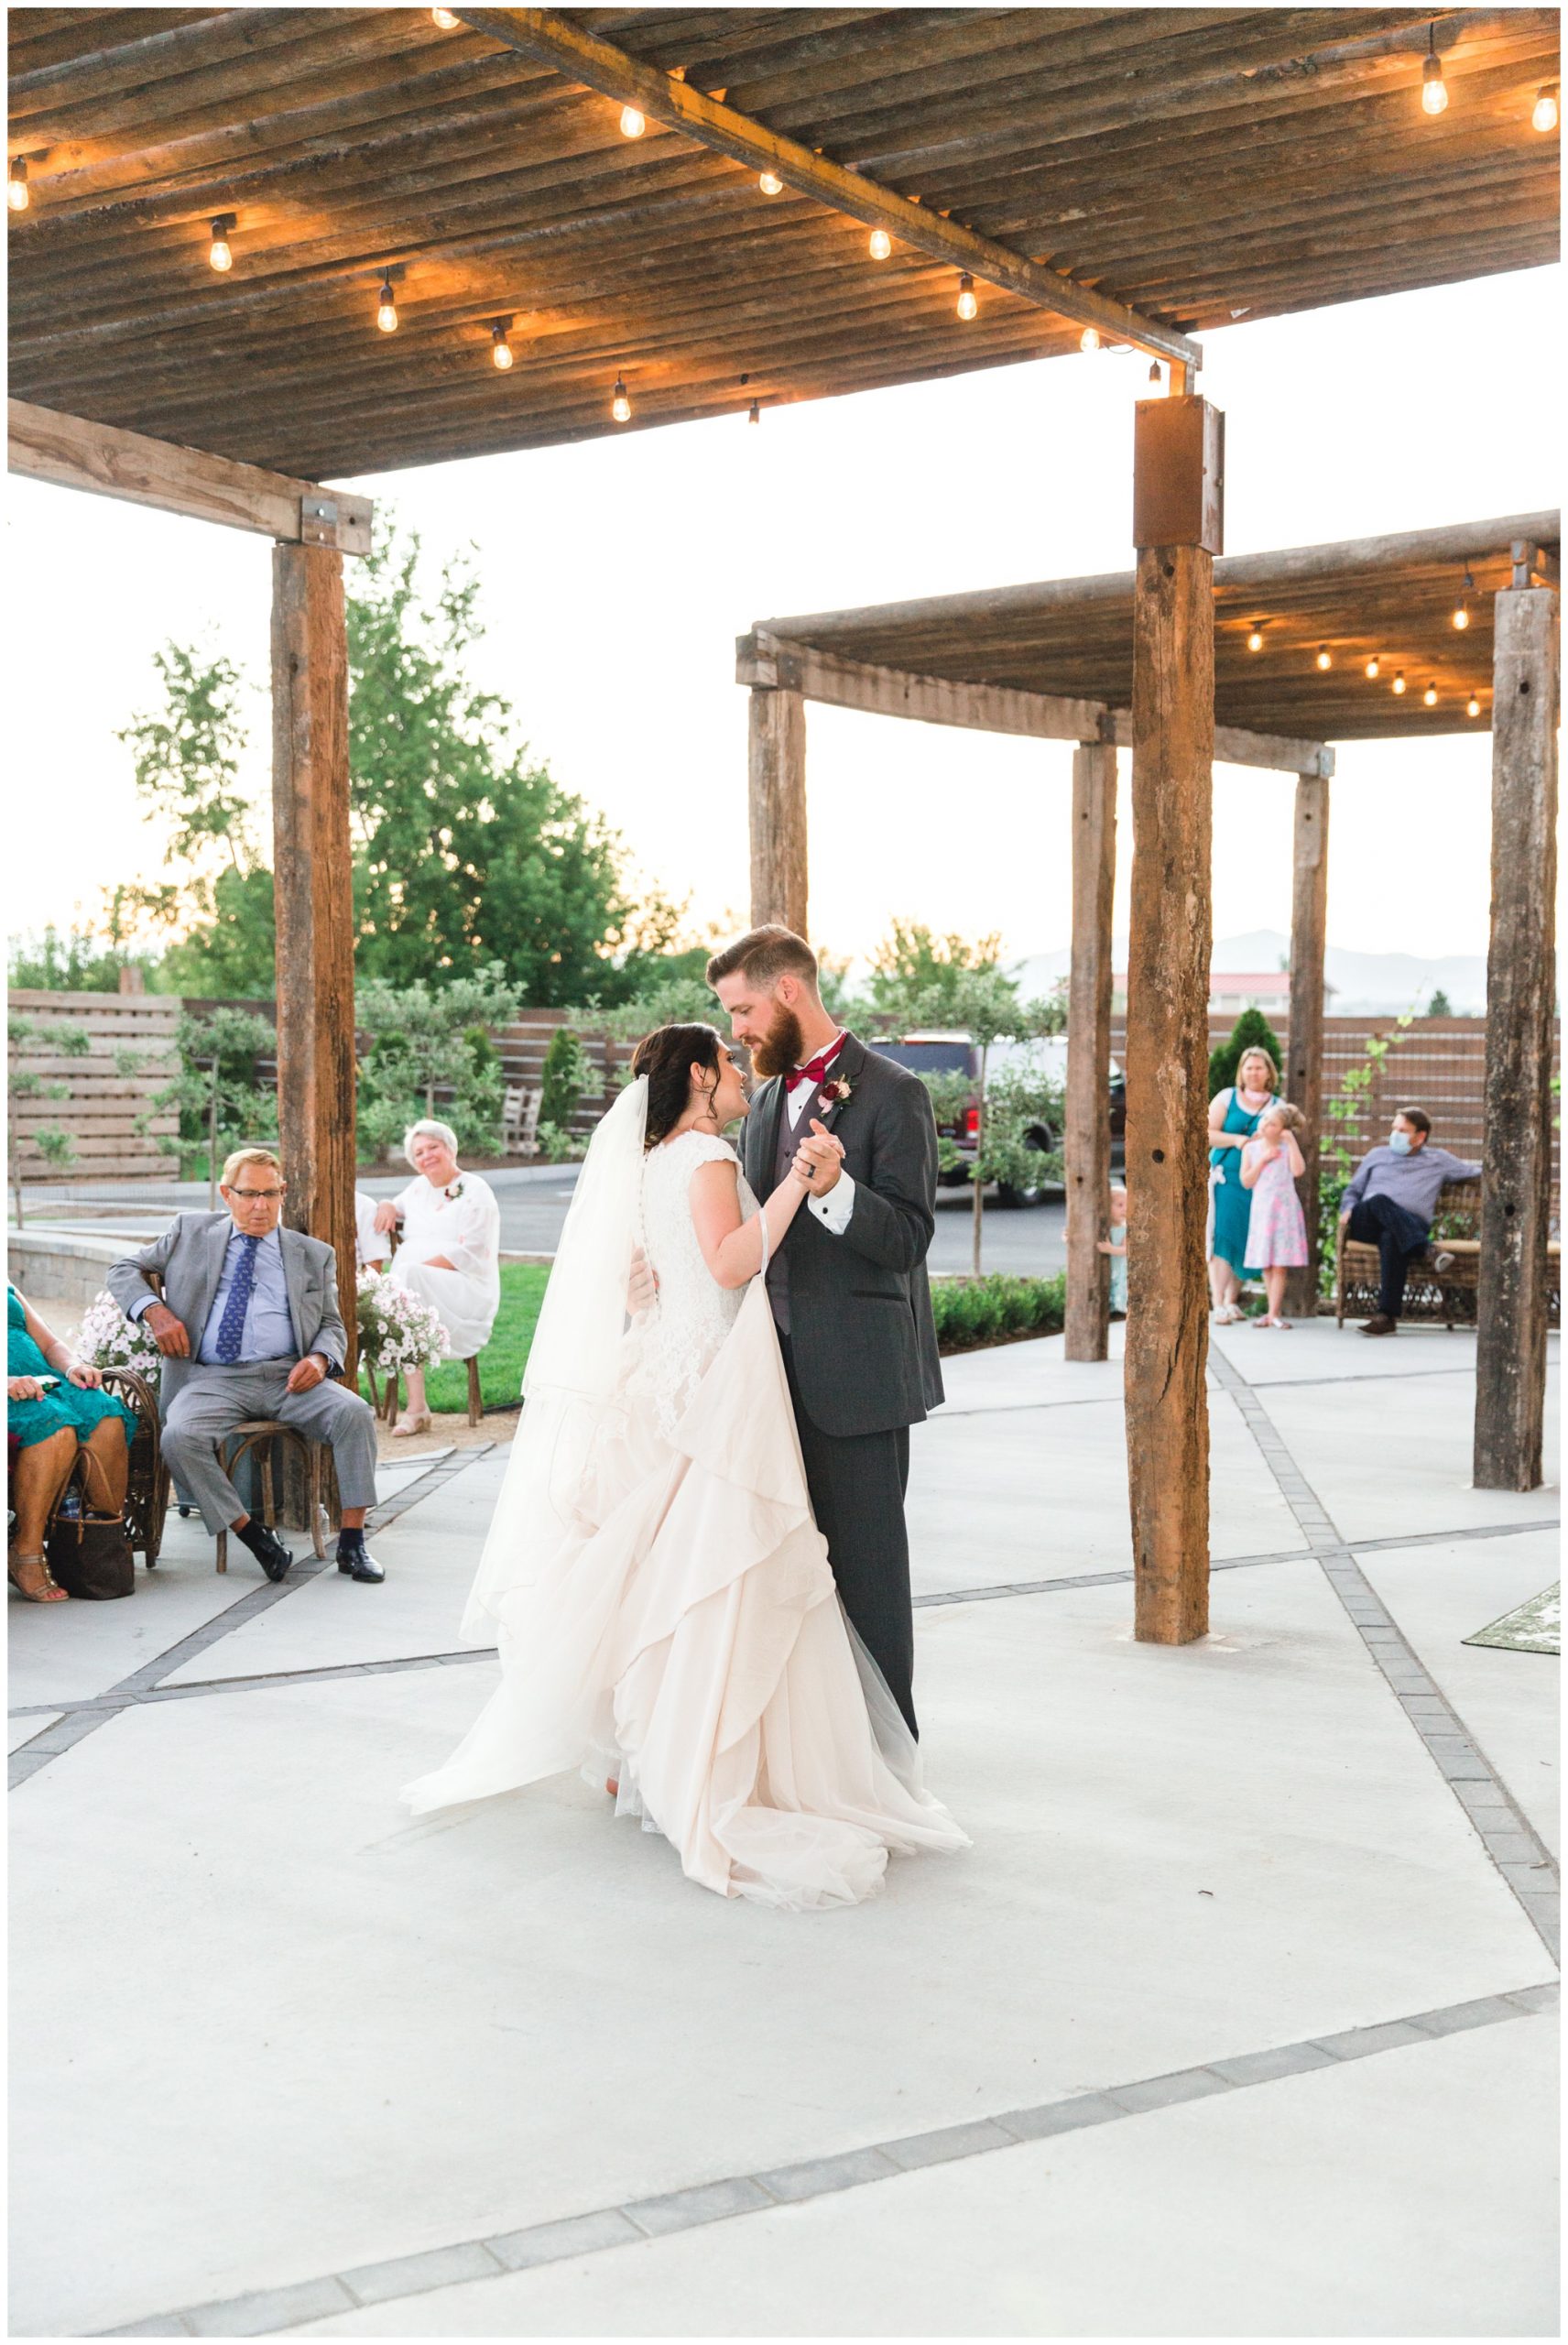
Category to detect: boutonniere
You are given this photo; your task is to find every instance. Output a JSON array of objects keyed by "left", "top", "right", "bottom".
[
  {"left": 443, "top": 1180, "right": 465, "bottom": 1201},
  {"left": 818, "top": 1076, "right": 852, "bottom": 1107}
]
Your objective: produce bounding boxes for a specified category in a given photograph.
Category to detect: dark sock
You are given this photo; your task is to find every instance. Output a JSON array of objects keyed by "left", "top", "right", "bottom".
[{"left": 337, "top": 1526, "right": 365, "bottom": 1554}]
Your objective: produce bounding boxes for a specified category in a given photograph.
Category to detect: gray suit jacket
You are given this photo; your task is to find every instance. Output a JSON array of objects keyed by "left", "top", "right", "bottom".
[
  {"left": 106, "top": 1213, "right": 348, "bottom": 1414},
  {"left": 744, "top": 1032, "right": 943, "bottom": 1439}
]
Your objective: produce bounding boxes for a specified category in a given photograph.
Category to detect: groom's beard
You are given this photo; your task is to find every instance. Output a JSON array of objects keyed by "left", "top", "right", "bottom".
[{"left": 749, "top": 1003, "right": 805, "bottom": 1081}]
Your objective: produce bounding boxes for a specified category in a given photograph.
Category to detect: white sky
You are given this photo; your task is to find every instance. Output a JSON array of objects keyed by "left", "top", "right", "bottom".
[{"left": 7, "top": 264, "right": 1561, "bottom": 971}]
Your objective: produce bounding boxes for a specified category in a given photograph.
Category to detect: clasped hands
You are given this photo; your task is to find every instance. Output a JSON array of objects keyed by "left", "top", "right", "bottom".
[
  {"left": 139, "top": 1303, "right": 326, "bottom": 1391},
  {"left": 792, "top": 1118, "right": 844, "bottom": 1196}
]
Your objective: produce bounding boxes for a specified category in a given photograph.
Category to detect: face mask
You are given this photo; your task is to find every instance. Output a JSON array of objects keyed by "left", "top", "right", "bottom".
[{"left": 1388, "top": 1131, "right": 1412, "bottom": 1156}]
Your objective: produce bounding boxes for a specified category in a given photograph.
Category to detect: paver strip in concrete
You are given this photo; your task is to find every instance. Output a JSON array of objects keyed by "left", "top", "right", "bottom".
[{"left": 97, "top": 1986, "right": 1557, "bottom": 2338}]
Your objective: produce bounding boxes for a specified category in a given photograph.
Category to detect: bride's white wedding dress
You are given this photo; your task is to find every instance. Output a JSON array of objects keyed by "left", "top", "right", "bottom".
[{"left": 404, "top": 1088, "right": 965, "bottom": 1910}]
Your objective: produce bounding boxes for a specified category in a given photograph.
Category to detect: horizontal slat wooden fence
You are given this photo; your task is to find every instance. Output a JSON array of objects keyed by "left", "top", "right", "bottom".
[{"left": 9, "top": 989, "right": 180, "bottom": 1182}]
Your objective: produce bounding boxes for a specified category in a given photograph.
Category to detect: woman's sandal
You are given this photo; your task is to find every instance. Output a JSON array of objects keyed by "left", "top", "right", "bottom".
[
  {"left": 9, "top": 1554, "right": 70, "bottom": 1603},
  {"left": 391, "top": 1412, "right": 434, "bottom": 1438}
]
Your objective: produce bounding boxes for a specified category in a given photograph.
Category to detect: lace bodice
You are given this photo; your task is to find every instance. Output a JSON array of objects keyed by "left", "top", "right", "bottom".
[{"left": 633, "top": 1131, "right": 759, "bottom": 1437}]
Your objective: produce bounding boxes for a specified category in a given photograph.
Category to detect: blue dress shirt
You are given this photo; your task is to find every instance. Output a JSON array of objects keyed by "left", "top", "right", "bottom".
[{"left": 195, "top": 1226, "right": 298, "bottom": 1364}]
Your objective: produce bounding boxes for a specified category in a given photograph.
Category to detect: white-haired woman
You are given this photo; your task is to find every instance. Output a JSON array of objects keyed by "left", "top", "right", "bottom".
[{"left": 374, "top": 1121, "right": 501, "bottom": 1435}]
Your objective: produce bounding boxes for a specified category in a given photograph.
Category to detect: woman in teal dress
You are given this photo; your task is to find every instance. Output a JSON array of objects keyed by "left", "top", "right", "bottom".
[
  {"left": 1206, "top": 1047, "right": 1280, "bottom": 1325},
  {"left": 8, "top": 1283, "right": 136, "bottom": 1603}
]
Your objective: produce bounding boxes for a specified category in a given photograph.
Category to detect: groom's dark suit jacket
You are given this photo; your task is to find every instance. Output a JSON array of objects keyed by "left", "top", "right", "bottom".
[{"left": 743, "top": 1032, "right": 943, "bottom": 1440}]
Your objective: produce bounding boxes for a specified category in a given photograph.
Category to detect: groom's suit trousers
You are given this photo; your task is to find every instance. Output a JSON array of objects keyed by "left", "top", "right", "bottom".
[{"left": 779, "top": 1333, "right": 917, "bottom": 1740}]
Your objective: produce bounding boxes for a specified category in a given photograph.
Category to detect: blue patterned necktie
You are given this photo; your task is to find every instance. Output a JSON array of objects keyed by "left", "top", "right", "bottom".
[{"left": 213, "top": 1234, "right": 260, "bottom": 1364}]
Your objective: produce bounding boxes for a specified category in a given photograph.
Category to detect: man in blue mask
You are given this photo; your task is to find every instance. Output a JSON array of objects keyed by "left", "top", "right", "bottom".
[{"left": 1339, "top": 1109, "right": 1483, "bottom": 1335}]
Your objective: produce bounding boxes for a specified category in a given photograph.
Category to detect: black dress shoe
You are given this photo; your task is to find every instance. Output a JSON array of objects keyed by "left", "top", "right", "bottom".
[
  {"left": 241, "top": 1523, "right": 295, "bottom": 1582},
  {"left": 337, "top": 1544, "right": 385, "bottom": 1584}
]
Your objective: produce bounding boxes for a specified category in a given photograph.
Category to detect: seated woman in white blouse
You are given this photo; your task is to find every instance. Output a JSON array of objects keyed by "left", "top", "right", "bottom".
[{"left": 374, "top": 1120, "right": 501, "bottom": 1436}]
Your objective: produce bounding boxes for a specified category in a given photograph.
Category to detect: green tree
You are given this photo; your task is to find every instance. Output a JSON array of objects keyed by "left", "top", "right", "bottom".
[
  {"left": 347, "top": 533, "right": 646, "bottom": 1001},
  {"left": 1426, "top": 987, "right": 1454, "bottom": 1016},
  {"left": 1208, "top": 1005, "right": 1285, "bottom": 1098},
  {"left": 355, "top": 962, "right": 521, "bottom": 1162},
  {"left": 8, "top": 923, "right": 153, "bottom": 993},
  {"left": 148, "top": 1007, "right": 278, "bottom": 1196}
]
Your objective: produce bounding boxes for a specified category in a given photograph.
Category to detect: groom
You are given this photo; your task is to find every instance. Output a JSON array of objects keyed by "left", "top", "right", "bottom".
[{"left": 708, "top": 925, "right": 942, "bottom": 1738}]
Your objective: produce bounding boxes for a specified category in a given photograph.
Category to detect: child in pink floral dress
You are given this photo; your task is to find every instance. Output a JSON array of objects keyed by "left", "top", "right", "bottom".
[{"left": 1240, "top": 1102, "right": 1309, "bottom": 1328}]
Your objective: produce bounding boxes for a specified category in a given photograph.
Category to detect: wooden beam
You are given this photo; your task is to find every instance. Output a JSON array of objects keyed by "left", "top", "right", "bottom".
[
  {"left": 1475, "top": 585, "right": 1559, "bottom": 1491},
  {"left": 737, "top": 631, "right": 1105, "bottom": 744},
  {"left": 7, "top": 398, "right": 373, "bottom": 554},
  {"left": 748, "top": 685, "right": 808, "bottom": 934},
  {"left": 457, "top": 7, "right": 1203, "bottom": 369},
  {"left": 1064, "top": 737, "right": 1117, "bottom": 1362},
  {"left": 271, "top": 541, "right": 359, "bottom": 1389},
  {"left": 1109, "top": 710, "right": 1333, "bottom": 776},
  {"left": 1285, "top": 773, "right": 1331, "bottom": 1315},
  {"left": 1124, "top": 399, "right": 1220, "bottom": 1646}
]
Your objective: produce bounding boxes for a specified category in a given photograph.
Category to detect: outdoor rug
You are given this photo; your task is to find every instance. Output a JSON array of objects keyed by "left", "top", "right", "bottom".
[{"left": 1464, "top": 1584, "right": 1561, "bottom": 1656}]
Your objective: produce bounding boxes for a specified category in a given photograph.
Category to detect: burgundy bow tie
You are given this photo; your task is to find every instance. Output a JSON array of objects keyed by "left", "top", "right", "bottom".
[{"left": 786, "top": 1041, "right": 844, "bottom": 1094}]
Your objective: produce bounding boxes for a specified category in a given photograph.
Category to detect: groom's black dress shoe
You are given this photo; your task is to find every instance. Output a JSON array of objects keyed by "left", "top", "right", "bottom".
[
  {"left": 236, "top": 1522, "right": 294, "bottom": 1582},
  {"left": 337, "top": 1540, "right": 385, "bottom": 1584}
]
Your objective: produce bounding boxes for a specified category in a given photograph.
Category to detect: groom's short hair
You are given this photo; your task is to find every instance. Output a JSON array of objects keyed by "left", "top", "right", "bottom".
[{"left": 705, "top": 925, "right": 819, "bottom": 994}]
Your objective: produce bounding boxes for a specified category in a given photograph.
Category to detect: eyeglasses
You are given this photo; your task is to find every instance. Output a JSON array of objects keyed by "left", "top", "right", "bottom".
[{"left": 229, "top": 1187, "right": 286, "bottom": 1200}]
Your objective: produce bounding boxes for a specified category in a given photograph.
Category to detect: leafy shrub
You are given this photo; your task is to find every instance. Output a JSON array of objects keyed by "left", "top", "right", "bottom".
[
  {"left": 1208, "top": 1006, "right": 1285, "bottom": 1099},
  {"left": 931, "top": 1273, "right": 1064, "bottom": 1352},
  {"left": 539, "top": 1027, "right": 593, "bottom": 1130}
]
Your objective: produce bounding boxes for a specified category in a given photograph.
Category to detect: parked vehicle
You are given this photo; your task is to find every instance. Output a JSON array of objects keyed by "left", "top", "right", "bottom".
[{"left": 867, "top": 1031, "right": 1124, "bottom": 1201}]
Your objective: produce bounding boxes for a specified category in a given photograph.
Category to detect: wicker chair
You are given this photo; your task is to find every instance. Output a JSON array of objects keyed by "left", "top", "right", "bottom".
[
  {"left": 99, "top": 1364, "right": 169, "bottom": 1567},
  {"left": 1336, "top": 1178, "right": 1561, "bottom": 1329}
]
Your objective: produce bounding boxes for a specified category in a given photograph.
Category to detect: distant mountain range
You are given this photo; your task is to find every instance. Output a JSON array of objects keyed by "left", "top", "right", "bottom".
[{"left": 1013, "top": 929, "right": 1487, "bottom": 1015}]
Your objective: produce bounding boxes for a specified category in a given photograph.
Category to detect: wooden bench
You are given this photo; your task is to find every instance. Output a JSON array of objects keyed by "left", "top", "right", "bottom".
[{"left": 1336, "top": 1178, "right": 1561, "bottom": 1330}]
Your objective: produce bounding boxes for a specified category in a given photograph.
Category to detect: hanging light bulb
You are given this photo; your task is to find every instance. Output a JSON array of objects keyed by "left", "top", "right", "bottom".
[
  {"left": 1247, "top": 622, "right": 1265, "bottom": 652},
  {"left": 9, "top": 158, "right": 30, "bottom": 213},
  {"left": 208, "top": 215, "right": 234, "bottom": 272},
  {"left": 1080, "top": 326, "right": 1101, "bottom": 353},
  {"left": 1421, "top": 27, "right": 1448, "bottom": 115},
  {"left": 1532, "top": 82, "right": 1559, "bottom": 132},
  {"left": 612, "top": 375, "right": 631, "bottom": 423},
  {"left": 758, "top": 169, "right": 782, "bottom": 195},
  {"left": 1392, "top": 671, "right": 1407, "bottom": 694},
  {"left": 490, "top": 320, "right": 513, "bottom": 371},
  {"left": 431, "top": 6, "right": 460, "bottom": 24},
  {"left": 1423, "top": 681, "right": 1438, "bottom": 706},
  {"left": 868, "top": 227, "right": 892, "bottom": 260},
  {"left": 1147, "top": 360, "right": 1163, "bottom": 392},
  {"left": 619, "top": 104, "right": 646, "bottom": 138},
  {"left": 376, "top": 274, "right": 397, "bottom": 333},
  {"left": 748, "top": 398, "right": 760, "bottom": 425},
  {"left": 1365, "top": 654, "right": 1381, "bottom": 680},
  {"left": 956, "top": 272, "right": 977, "bottom": 321},
  {"left": 1452, "top": 566, "right": 1475, "bottom": 627},
  {"left": 1316, "top": 646, "right": 1333, "bottom": 671},
  {"left": 1467, "top": 693, "right": 1482, "bottom": 717}
]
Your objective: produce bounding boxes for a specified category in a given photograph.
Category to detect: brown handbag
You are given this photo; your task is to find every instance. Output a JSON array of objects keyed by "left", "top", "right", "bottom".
[{"left": 47, "top": 1511, "right": 136, "bottom": 1600}]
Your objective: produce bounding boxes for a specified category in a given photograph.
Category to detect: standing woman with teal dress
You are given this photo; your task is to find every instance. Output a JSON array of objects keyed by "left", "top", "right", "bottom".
[
  {"left": 1206, "top": 1047, "right": 1281, "bottom": 1325},
  {"left": 7, "top": 1284, "right": 136, "bottom": 1602}
]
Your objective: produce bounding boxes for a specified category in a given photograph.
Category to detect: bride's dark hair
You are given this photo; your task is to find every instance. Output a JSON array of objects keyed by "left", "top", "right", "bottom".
[{"left": 631, "top": 1023, "right": 724, "bottom": 1149}]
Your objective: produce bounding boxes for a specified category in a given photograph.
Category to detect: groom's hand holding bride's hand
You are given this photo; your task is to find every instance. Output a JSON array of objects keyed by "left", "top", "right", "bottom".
[
  {"left": 627, "top": 1247, "right": 659, "bottom": 1314},
  {"left": 793, "top": 1120, "right": 844, "bottom": 1196}
]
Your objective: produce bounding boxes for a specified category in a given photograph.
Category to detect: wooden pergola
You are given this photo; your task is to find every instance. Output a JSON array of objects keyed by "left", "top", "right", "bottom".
[
  {"left": 8, "top": 6, "right": 1560, "bottom": 1574},
  {"left": 740, "top": 509, "right": 1562, "bottom": 1632}
]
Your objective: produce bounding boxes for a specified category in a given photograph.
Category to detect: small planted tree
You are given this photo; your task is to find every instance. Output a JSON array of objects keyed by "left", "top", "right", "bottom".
[
  {"left": 355, "top": 961, "right": 521, "bottom": 1163},
  {"left": 1208, "top": 1005, "right": 1285, "bottom": 1098},
  {"left": 8, "top": 1016, "right": 83, "bottom": 1224},
  {"left": 147, "top": 1007, "right": 278, "bottom": 1199}
]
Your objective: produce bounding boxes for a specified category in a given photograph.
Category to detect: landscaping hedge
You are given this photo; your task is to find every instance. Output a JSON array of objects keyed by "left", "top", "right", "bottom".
[{"left": 931, "top": 1272, "right": 1065, "bottom": 1353}]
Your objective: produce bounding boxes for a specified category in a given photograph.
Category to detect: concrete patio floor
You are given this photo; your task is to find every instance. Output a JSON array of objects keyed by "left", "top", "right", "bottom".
[{"left": 9, "top": 1314, "right": 1559, "bottom": 2338}]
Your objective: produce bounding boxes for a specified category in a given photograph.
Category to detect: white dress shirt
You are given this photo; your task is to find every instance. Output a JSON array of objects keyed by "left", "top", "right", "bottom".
[{"left": 782, "top": 1038, "right": 855, "bottom": 1235}]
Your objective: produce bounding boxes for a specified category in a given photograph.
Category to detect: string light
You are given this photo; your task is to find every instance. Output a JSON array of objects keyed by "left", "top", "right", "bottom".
[
  {"left": 956, "top": 272, "right": 977, "bottom": 321},
  {"left": 1532, "top": 82, "right": 1559, "bottom": 132},
  {"left": 1316, "top": 646, "right": 1333, "bottom": 670},
  {"left": 868, "top": 227, "right": 892, "bottom": 259},
  {"left": 1421, "top": 27, "right": 1448, "bottom": 115},
  {"left": 376, "top": 274, "right": 397, "bottom": 333},
  {"left": 748, "top": 398, "right": 760, "bottom": 425},
  {"left": 9, "top": 158, "right": 30, "bottom": 213},
  {"left": 208, "top": 215, "right": 234, "bottom": 272},
  {"left": 490, "top": 320, "right": 513, "bottom": 371},
  {"left": 612, "top": 375, "right": 631, "bottom": 422},
  {"left": 1247, "top": 622, "right": 1265, "bottom": 652},
  {"left": 1365, "top": 654, "right": 1381, "bottom": 679},
  {"left": 431, "top": 6, "right": 460, "bottom": 24},
  {"left": 1080, "top": 326, "right": 1101, "bottom": 353},
  {"left": 758, "top": 169, "right": 782, "bottom": 195},
  {"left": 1423, "top": 681, "right": 1438, "bottom": 706},
  {"left": 1467, "top": 693, "right": 1482, "bottom": 717},
  {"left": 1453, "top": 566, "right": 1474, "bottom": 627},
  {"left": 619, "top": 104, "right": 646, "bottom": 137},
  {"left": 1392, "top": 671, "right": 1407, "bottom": 694}
]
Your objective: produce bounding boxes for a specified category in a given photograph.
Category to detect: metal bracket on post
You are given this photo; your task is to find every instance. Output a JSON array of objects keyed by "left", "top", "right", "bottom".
[{"left": 299, "top": 494, "right": 341, "bottom": 548}]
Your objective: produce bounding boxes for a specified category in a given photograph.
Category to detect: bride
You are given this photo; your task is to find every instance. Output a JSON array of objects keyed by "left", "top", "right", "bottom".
[{"left": 404, "top": 1022, "right": 966, "bottom": 1910}]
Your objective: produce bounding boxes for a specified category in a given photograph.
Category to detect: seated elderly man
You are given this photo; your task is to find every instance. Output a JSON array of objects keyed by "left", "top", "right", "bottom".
[
  {"left": 106, "top": 1146, "right": 385, "bottom": 1583},
  {"left": 1339, "top": 1107, "right": 1482, "bottom": 1336}
]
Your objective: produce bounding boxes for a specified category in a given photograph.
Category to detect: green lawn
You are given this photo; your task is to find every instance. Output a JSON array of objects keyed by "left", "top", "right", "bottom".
[{"left": 359, "top": 1262, "right": 550, "bottom": 1416}]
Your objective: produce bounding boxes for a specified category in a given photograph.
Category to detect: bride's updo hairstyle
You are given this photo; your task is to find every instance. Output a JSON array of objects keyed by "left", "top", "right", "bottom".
[{"left": 631, "top": 1023, "right": 723, "bottom": 1150}]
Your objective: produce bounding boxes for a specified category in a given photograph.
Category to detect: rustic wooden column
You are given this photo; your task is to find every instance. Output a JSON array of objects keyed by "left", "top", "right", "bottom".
[
  {"left": 1125, "top": 394, "right": 1223, "bottom": 1644},
  {"left": 1284, "top": 769, "right": 1331, "bottom": 1315},
  {"left": 748, "top": 684, "right": 809, "bottom": 933},
  {"left": 1064, "top": 736, "right": 1117, "bottom": 1359},
  {"left": 1475, "top": 584, "right": 1559, "bottom": 1490},
  {"left": 271, "top": 541, "right": 357, "bottom": 1381}
]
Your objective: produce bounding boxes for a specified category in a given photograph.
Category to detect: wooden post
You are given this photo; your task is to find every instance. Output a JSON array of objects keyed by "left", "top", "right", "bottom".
[
  {"left": 1475, "top": 586, "right": 1559, "bottom": 1490},
  {"left": 1065, "top": 737, "right": 1117, "bottom": 1359},
  {"left": 271, "top": 541, "right": 357, "bottom": 1384},
  {"left": 748, "top": 683, "right": 809, "bottom": 932},
  {"left": 1125, "top": 394, "right": 1223, "bottom": 1645},
  {"left": 1285, "top": 771, "right": 1331, "bottom": 1315}
]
